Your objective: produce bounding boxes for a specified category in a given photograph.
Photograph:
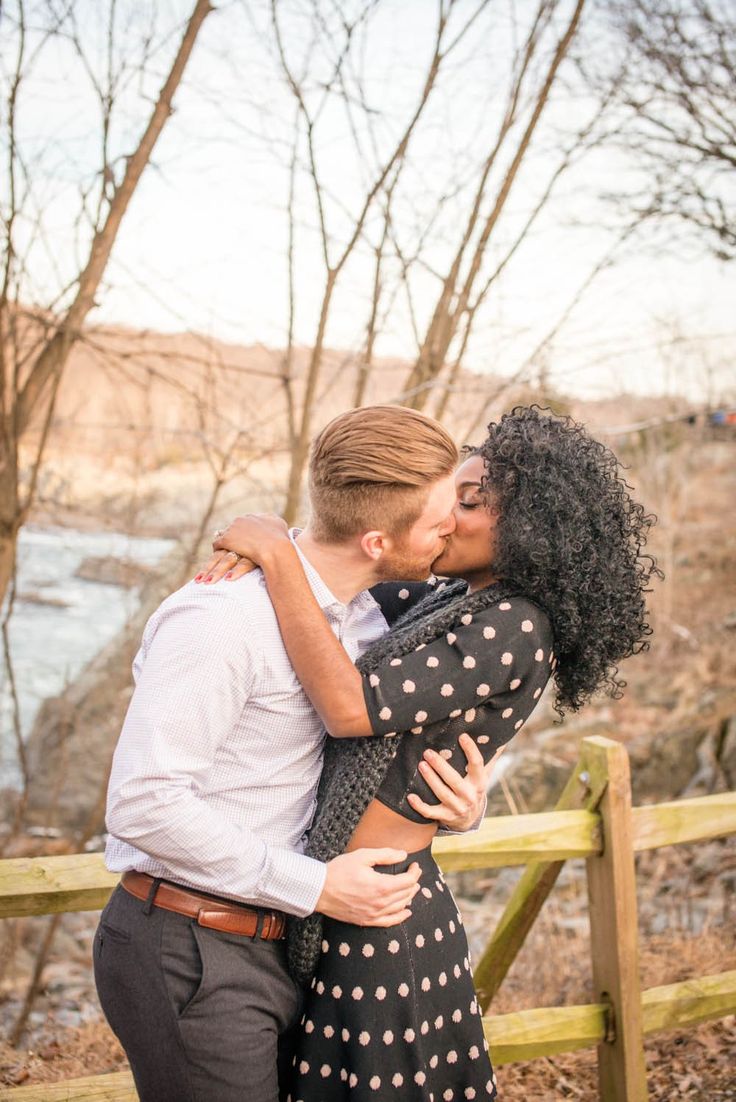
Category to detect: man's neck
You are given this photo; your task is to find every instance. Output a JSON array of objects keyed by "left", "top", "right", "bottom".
[{"left": 295, "top": 528, "right": 378, "bottom": 604}]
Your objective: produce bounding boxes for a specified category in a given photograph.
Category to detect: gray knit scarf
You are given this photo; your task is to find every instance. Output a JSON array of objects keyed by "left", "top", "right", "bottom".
[{"left": 287, "top": 577, "right": 515, "bottom": 986}]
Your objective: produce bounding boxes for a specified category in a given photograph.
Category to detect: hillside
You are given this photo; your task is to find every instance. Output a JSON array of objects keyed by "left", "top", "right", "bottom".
[{"left": 20, "top": 315, "right": 695, "bottom": 537}]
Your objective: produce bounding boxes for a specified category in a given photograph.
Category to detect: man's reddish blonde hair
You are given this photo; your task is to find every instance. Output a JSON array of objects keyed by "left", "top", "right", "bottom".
[{"left": 308, "top": 405, "right": 458, "bottom": 541}]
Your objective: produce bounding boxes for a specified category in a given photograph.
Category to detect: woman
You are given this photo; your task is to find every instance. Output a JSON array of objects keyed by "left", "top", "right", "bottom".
[{"left": 199, "top": 406, "right": 660, "bottom": 1101}]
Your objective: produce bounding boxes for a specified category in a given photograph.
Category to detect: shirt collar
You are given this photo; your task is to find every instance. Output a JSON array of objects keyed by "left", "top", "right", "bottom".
[{"left": 289, "top": 529, "right": 378, "bottom": 616}]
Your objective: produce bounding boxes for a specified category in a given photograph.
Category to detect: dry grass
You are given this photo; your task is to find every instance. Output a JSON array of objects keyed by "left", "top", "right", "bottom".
[
  {"left": 0, "top": 1021, "right": 126, "bottom": 1088},
  {"left": 499, "top": 1017, "right": 736, "bottom": 1101}
]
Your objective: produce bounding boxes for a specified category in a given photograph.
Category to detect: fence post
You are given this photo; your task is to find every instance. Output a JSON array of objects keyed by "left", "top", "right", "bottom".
[
  {"left": 473, "top": 755, "right": 607, "bottom": 1011},
  {"left": 581, "top": 736, "right": 648, "bottom": 1102}
]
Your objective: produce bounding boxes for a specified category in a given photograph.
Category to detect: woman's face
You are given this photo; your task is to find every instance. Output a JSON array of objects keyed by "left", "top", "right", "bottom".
[{"left": 430, "top": 454, "right": 499, "bottom": 591}]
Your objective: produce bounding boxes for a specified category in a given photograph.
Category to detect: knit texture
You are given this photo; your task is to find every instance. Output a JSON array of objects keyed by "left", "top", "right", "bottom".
[{"left": 287, "top": 578, "right": 519, "bottom": 985}]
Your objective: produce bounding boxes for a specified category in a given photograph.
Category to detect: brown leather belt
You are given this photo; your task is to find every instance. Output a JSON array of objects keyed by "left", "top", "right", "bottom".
[{"left": 121, "top": 871, "right": 286, "bottom": 940}]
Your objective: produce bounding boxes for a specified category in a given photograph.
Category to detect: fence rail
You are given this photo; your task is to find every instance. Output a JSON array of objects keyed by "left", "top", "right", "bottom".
[
  {"left": 1, "top": 736, "right": 734, "bottom": 1101},
  {"left": 3, "top": 794, "right": 735, "bottom": 919}
]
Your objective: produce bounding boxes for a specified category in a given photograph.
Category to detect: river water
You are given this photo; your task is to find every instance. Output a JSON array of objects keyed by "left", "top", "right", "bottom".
[{"left": 0, "top": 525, "right": 175, "bottom": 787}]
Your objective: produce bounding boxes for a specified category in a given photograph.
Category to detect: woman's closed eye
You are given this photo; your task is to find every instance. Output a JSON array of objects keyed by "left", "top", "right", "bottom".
[{"left": 458, "top": 500, "right": 481, "bottom": 510}]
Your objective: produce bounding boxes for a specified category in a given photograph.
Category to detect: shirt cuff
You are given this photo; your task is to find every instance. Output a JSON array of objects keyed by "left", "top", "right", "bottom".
[{"left": 255, "top": 846, "right": 327, "bottom": 917}]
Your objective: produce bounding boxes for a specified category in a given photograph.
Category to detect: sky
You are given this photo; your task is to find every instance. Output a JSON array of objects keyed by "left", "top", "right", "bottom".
[{"left": 4, "top": 0, "right": 735, "bottom": 405}]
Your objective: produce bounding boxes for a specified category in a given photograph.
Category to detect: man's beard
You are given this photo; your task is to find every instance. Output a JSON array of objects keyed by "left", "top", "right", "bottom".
[{"left": 374, "top": 539, "right": 445, "bottom": 583}]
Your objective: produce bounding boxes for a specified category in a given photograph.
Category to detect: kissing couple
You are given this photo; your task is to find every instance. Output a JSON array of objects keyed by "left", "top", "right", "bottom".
[{"left": 94, "top": 403, "right": 658, "bottom": 1101}]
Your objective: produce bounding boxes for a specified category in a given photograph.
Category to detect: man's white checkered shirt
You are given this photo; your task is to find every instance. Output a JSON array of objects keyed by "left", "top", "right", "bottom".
[{"left": 104, "top": 541, "right": 389, "bottom": 917}]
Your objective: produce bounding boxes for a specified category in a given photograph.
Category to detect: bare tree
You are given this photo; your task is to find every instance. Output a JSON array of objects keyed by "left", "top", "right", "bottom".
[
  {"left": 589, "top": 0, "right": 736, "bottom": 258},
  {"left": 262, "top": 0, "right": 614, "bottom": 519},
  {"left": 272, "top": 0, "right": 496, "bottom": 521},
  {"left": 0, "top": 0, "right": 214, "bottom": 607},
  {"left": 401, "top": 0, "right": 588, "bottom": 410}
]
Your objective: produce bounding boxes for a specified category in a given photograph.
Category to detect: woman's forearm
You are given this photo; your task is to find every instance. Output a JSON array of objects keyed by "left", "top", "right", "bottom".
[{"left": 260, "top": 543, "right": 373, "bottom": 738}]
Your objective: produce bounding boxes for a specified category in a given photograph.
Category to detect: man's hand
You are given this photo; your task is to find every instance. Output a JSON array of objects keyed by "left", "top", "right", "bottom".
[
  {"left": 317, "top": 848, "right": 421, "bottom": 925},
  {"left": 407, "top": 733, "right": 507, "bottom": 832}
]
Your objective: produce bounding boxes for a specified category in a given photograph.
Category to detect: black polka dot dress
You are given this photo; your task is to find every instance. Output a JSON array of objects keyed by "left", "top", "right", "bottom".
[
  {"left": 288, "top": 847, "right": 497, "bottom": 1102},
  {"left": 287, "top": 592, "right": 554, "bottom": 1101},
  {"left": 366, "top": 592, "right": 554, "bottom": 823}
]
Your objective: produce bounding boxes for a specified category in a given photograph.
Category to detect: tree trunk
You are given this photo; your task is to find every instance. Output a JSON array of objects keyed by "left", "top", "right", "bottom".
[
  {"left": 0, "top": 0, "right": 214, "bottom": 609},
  {"left": 403, "top": 0, "right": 587, "bottom": 411},
  {"left": 283, "top": 271, "right": 337, "bottom": 524},
  {"left": 0, "top": 428, "right": 20, "bottom": 607}
]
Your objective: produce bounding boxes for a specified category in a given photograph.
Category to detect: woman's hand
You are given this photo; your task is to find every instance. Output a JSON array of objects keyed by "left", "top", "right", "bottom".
[
  {"left": 195, "top": 514, "right": 290, "bottom": 585},
  {"left": 195, "top": 547, "right": 255, "bottom": 585},
  {"left": 407, "top": 735, "right": 507, "bottom": 831}
]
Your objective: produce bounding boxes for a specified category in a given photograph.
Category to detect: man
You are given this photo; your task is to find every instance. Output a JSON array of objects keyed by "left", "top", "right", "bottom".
[{"left": 94, "top": 406, "right": 488, "bottom": 1102}]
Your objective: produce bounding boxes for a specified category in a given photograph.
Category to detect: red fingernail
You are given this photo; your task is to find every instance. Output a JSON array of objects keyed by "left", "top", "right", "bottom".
[
  {"left": 205, "top": 575, "right": 214, "bottom": 583},
  {"left": 194, "top": 573, "right": 203, "bottom": 582},
  {"left": 225, "top": 571, "right": 233, "bottom": 580}
]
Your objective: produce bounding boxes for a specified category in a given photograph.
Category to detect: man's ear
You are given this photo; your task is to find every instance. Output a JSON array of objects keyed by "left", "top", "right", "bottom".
[{"left": 359, "top": 530, "right": 391, "bottom": 562}]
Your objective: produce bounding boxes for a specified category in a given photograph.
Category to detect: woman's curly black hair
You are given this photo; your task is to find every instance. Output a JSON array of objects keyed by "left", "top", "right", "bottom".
[{"left": 473, "top": 406, "right": 662, "bottom": 718}]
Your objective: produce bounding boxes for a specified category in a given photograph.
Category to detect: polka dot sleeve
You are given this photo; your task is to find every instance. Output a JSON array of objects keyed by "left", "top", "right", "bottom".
[
  {"left": 368, "top": 580, "right": 436, "bottom": 627},
  {"left": 361, "top": 598, "right": 553, "bottom": 737}
]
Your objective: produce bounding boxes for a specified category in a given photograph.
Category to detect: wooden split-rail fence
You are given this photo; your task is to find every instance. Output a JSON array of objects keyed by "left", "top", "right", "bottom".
[{"left": 0, "top": 736, "right": 734, "bottom": 1101}]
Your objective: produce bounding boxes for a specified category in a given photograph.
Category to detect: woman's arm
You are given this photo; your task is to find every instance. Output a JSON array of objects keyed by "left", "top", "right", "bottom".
[
  {"left": 202, "top": 519, "right": 554, "bottom": 748},
  {"left": 264, "top": 544, "right": 374, "bottom": 737},
  {"left": 203, "top": 515, "right": 373, "bottom": 738},
  {"left": 197, "top": 517, "right": 497, "bottom": 831}
]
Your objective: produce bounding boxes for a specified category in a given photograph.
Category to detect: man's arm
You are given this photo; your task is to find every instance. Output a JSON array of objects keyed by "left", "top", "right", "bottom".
[{"left": 106, "top": 590, "right": 325, "bottom": 914}]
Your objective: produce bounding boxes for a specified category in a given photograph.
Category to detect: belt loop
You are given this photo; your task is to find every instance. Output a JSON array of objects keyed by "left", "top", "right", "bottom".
[
  {"left": 142, "top": 877, "right": 162, "bottom": 916},
  {"left": 253, "top": 912, "right": 264, "bottom": 941}
]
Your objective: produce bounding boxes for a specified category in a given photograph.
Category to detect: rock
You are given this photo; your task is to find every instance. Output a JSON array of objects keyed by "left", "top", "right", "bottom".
[
  {"left": 26, "top": 826, "right": 63, "bottom": 839},
  {"left": 75, "top": 555, "right": 152, "bottom": 587},
  {"left": 485, "top": 753, "right": 573, "bottom": 816},
  {"left": 631, "top": 725, "right": 709, "bottom": 801},
  {"left": 6, "top": 1067, "right": 29, "bottom": 1085},
  {"left": 18, "top": 591, "right": 71, "bottom": 608},
  {"left": 651, "top": 912, "right": 669, "bottom": 934},
  {"left": 484, "top": 715, "right": 610, "bottom": 816}
]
